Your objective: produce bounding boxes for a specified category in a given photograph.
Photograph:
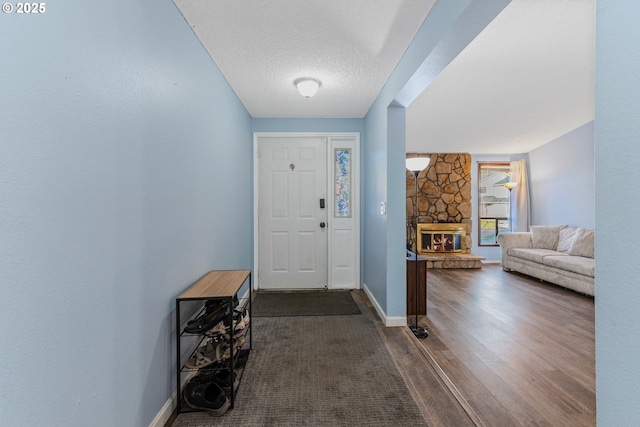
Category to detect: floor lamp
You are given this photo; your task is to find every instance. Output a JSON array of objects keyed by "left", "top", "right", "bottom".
[
  {"left": 406, "top": 157, "right": 430, "bottom": 339},
  {"left": 503, "top": 181, "right": 518, "bottom": 232}
]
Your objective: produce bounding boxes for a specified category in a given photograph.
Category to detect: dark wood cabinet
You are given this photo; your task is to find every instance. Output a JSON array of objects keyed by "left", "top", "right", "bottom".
[{"left": 406, "top": 251, "right": 426, "bottom": 315}]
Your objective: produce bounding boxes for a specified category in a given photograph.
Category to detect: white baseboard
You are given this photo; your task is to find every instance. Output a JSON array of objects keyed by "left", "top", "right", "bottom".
[
  {"left": 149, "top": 392, "right": 176, "bottom": 427},
  {"left": 149, "top": 372, "right": 196, "bottom": 427},
  {"left": 361, "top": 282, "right": 382, "bottom": 320},
  {"left": 149, "top": 366, "right": 197, "bottom": 425},
  {"left": 329, "top": 284, "right": 360, "bottom": 290},
  {"left": 385, "top": 316, "right": 409, "bottom": 327},
  {"left": 239, "top": 288, "right": 251, "bottom": 305},
  {"left": 362, "top": 283, "right": 406, "bottom": 328}
]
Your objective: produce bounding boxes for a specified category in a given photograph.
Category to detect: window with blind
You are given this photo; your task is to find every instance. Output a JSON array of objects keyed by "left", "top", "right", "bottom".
[{"left": 478, "top": 163, "right": 511, "bottom": 246}]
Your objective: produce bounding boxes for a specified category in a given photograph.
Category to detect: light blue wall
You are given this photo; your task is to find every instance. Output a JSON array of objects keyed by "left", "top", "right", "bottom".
[
  {"left": 529, "top": 121, "right": 595, "bottom": 228},
  {"left": 363, "top": 0, "right": 519, "bottom": 317},
  {"left": 363, "top": 0, "right": 474, "bottom": 317},
  {"left": 595, "top": 1, "right": 640, "bottom": 424},
  {"left": 387, "top": 107, "right": 409, "bottom": 316},
  {"left": 0, "top": 1, "right": 251, "bottom": 426},
  {"left": 472, "top": 122, "right": 594, "bottom": 262}
]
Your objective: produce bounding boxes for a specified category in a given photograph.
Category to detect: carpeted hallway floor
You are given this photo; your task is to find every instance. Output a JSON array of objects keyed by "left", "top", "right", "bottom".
[{"left": 170, "top": 291, "right": 428, "bottom": 426}]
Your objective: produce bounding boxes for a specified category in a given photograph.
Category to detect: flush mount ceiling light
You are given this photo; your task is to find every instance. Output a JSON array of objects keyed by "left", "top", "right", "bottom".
[{"left": 294, "top": 77, "right": 322, "bottom": 98}]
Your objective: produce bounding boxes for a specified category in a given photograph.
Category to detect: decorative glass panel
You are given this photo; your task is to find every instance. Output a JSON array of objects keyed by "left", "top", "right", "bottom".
[{"left": 334, "top": 148, "right": 351, "bottom": 218}]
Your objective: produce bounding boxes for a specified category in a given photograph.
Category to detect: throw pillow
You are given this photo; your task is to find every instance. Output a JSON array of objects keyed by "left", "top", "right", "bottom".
[
  {"left": 568, "top": 228, "right": 595, "bottom": 258},
  {"left": 530, "top": 225, "right": 567, "bottom": 250},
  {"left": 557, "top": 227, "right": 577, "bottom": 253}
]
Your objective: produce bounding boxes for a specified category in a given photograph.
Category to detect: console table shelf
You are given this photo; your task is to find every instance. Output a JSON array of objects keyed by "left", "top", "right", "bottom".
[
  {"left": 176, "top": 269, "right": 252, "bottom": 414},
  {"left": 177, "top": 270, "right": 251, "bottom": 300}
]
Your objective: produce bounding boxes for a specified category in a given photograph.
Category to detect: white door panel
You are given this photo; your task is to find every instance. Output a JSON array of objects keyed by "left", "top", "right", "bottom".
[
  {"left": 333, "top": 229, "right": 353, "bottom": 268},
  {"left": 258, "top": 137, "right": 327, "bottom": 289},
  {"left": 328, "top": 138, "right": 360, "bottom": 289},
  {"left": 255, "top": 133, "right": 360, "bottom": 290}
]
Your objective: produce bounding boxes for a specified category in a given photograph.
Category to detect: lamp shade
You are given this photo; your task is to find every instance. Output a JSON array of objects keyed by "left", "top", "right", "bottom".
[
  {"left": 405, "top": 157, "right": 430, "bottom": 173},
  {"left": 503, "top": 181, "right": 518, "bottom": 190},
  {"left": 294, "top": 77, "right": 321, "bottom": 98}
]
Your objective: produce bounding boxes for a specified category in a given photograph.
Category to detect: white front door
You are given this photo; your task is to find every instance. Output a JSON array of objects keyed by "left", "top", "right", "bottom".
[{"left": 258, "top": 137, "right": 328, "bottom": 289}]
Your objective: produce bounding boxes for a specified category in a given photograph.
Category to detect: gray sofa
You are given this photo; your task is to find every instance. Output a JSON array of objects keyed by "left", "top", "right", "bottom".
[{"left": 497, "top": 225, "right": 594, "bottom": 296}]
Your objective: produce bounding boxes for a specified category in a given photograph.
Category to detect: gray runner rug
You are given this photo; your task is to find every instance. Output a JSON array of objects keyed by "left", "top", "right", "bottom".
[
  {"left": 252, "top": 290, "right": 361, "bottom": 317},
  {"left": 171, "top": 299, "right": 428, "bottom": 426}
]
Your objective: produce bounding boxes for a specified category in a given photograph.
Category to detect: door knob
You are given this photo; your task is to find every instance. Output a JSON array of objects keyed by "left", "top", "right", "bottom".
[{"left": 320, "top": 222, "right": 326, "bottom": 228}]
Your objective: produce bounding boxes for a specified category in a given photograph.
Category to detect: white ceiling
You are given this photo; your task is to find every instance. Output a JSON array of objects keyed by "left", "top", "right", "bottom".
[
  {"left": 173, "top": 0, "right": 595, "bottom": 154},
  {"left": 406, "top": 0, "right": 595, "bottom": 154},
  {"left": 174, "top": 0, "right": 436, "bottom": 118}
]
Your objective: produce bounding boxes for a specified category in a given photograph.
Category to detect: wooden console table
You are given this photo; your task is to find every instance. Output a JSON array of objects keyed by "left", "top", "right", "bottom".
[
  {"left": 176, "top": 269, "right": 252, "bottom": 413},
  {"left": 406, "top": 251, "right": 426, "bottom": 315},
  {"left": 177, "top": 269, "right": 251, "bottom": 301}
]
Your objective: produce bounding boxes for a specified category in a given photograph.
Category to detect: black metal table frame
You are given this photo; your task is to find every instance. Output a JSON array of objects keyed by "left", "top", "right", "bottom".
[{"left": 175, "top": 272, "right": 252, "bottom": 413}]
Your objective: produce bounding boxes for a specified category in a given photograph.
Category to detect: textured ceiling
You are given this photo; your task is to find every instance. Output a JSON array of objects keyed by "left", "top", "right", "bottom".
[
  {"left": 174, "top": 0, "right": 436, "bottom": 118},
  {"left": 173, "top": 0, "right": 595, "bottom": 154}
]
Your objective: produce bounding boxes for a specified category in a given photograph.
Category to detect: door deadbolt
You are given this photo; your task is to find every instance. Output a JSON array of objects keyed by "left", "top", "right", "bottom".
[{"left": 320, "top": 222, "right": 326, "bottom": 228}]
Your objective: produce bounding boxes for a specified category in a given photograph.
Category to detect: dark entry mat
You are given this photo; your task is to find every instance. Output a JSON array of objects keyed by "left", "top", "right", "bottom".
[{"left": 252, "top": 290, "right": 361, "bottom": 317}]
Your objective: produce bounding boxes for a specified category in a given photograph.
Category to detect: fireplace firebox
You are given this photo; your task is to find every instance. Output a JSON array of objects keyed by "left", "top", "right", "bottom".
[{"left": 417, "top": 223, "right": 466, "bottom": 254}]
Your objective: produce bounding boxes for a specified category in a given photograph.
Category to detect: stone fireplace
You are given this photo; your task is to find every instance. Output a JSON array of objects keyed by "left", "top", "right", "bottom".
[
  {"left": 406, "top": 153, "right": 473, "bottom": 253},
  {"left": 407, "top": 153, "right": 484, "bottom": 268}
]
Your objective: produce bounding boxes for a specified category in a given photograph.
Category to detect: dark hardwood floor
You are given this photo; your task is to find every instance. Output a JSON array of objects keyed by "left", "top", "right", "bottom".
[{"left": 370, "top": 264, "right": 596, "bottom": 427}]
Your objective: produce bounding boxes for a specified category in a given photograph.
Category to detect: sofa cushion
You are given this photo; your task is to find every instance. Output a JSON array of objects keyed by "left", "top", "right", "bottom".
[
  {"left": 543, "top": 255, "right": 595, "bottom": 277},
  {"left": 509, "top": 248, "right": 569, "bottom": 264},
  {"left": 530, "top": 225, "right": 566, "bottom": 250},
  {"left": 557, "top": 227, "right": 577, "bottom": 253},
  {"left": 568, "top": 228, "right": 595, "bottom": 258}
]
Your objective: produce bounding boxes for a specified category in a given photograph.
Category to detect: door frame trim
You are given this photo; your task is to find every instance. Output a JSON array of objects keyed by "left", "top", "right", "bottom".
[{"left": 253, "top": 132, "right": 360, "bottom": 291}]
